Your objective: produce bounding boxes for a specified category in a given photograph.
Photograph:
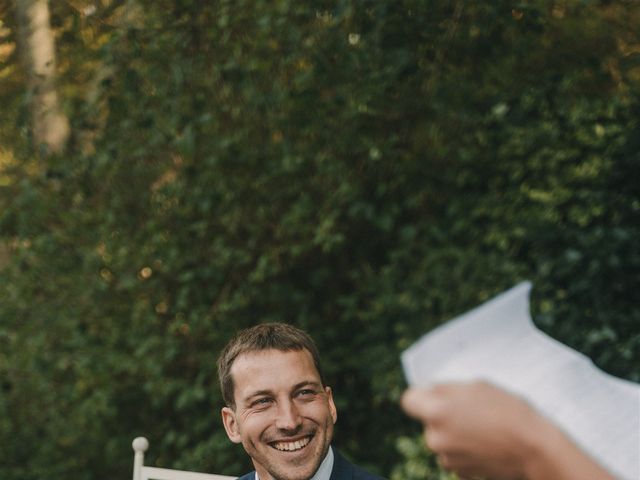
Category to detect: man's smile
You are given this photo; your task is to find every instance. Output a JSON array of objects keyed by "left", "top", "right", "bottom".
[{"left": 270, "top": 435, "right": 313, "bottom": 452}]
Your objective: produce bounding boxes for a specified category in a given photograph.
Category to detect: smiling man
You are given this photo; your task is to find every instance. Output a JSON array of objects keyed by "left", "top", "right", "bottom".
[{"left": 217, "top": 323, "right": 384, "bottom": 480}]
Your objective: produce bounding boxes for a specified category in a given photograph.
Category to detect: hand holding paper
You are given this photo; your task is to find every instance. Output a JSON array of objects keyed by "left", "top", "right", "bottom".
[
  {"left": 402, "top": 382, "right": 616, "bottom": 480},
  {"left": 401, "top": 282, "right": 640, "bottom": 480}
]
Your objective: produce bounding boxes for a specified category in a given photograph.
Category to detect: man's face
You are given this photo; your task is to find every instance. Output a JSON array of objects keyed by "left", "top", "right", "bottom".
[{"left": 221, "top": 349, "right": 337, "bottom": 480}]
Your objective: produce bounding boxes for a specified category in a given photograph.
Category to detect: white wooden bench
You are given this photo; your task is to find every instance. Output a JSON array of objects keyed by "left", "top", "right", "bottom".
[{"left": 132, "top": 437, "right": 237, "bottom": 480}]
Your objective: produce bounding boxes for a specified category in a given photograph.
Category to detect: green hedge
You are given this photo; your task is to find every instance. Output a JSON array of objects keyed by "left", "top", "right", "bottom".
[{"left": 1, "top": 1, "right": 639, "bottom": 479}]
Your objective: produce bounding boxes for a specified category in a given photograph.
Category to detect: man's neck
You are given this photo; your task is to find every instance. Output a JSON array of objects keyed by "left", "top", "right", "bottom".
[{"left": 255, "top": 446, "right": 334, "bottom": 480}]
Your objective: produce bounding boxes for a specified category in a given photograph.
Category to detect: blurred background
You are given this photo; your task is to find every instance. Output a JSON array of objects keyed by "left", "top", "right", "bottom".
[{"left": 1, "top": 1, "right": 639, "bottom": 479}]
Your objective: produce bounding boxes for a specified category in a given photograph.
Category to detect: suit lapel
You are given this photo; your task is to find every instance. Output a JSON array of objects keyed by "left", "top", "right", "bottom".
[{"left": 329, "top": 449, "right": 352, "bottom": 480}]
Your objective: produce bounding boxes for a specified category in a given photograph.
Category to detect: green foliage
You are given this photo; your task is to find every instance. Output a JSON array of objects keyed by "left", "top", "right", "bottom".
[
  {"left": 1, "top": 1, "right": 639, "bottom": 479},
  {"left": 392, "top": 436, "right": 457, "bottom": 480}
]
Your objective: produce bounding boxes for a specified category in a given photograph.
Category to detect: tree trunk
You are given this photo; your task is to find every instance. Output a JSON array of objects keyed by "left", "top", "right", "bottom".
[{"left": 15, "top": 0, "right": 70, "bottom": 155}]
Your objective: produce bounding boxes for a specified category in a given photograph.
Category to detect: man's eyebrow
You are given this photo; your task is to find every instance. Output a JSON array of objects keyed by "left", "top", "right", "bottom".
[
  {"left": 242, "top": 390, "right": 273, "bottom": 403},
  {"left": 293, "top": 380, "right": 323, "bottom": 390}
]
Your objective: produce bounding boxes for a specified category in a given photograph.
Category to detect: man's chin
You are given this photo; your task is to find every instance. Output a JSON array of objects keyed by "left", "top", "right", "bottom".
[{"left": 255, "top": 453, "right": 323, "bottom": 480}]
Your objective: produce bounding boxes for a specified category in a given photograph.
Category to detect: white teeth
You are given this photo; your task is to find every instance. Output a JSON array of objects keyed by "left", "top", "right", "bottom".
[{"left": 273, "top": 437, "right": 310, "bottom": 451}]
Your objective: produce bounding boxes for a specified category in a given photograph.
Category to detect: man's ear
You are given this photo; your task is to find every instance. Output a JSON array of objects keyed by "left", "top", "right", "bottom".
[
  {"left": 324, "top": 386, "right": 338, "bottom": 425},
  {"left": 221, "top": 407, "right": 242, "bottom": 443}
]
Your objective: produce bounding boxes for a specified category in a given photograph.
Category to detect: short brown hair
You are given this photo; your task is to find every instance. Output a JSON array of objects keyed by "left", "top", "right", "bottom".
[{"left": 217, "top": 322, "right": 325, "bottom": 408}]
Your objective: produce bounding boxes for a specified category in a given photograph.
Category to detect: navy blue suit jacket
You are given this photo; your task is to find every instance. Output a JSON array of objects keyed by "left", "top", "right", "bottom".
[{"left": 235, "top": 448, "right": 384, "bottom": 480}]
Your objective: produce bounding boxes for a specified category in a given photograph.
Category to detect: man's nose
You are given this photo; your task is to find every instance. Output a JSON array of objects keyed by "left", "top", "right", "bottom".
[{"left": 275, "top": 400, "right": 302, "bottom": 431}]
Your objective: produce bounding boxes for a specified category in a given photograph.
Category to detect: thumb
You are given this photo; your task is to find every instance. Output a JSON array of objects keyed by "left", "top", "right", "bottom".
[{"left": 401, "top": 387, "right": 433, "bottom": 420}]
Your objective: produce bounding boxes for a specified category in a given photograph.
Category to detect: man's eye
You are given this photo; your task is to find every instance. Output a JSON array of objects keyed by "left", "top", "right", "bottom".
[
  {"left": 252, "top": 398, "right": 272, "bottom": 407},
  {"left": 297, "top": 389, "right": 317, "bottom": 397}
]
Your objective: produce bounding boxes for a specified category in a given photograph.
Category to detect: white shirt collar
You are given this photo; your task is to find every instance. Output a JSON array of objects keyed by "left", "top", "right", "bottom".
[{"left": 254, "top": 446, "right": 334, "bottom": 480}]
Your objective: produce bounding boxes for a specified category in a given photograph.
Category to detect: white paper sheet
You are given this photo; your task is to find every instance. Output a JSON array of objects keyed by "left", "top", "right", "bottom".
[{"left": 401, "top": 282, "right": 640, "bottom": 480}]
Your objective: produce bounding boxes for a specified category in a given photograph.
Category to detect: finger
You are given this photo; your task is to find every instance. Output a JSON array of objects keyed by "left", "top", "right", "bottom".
[{"left": 400, "top": 388, "right": 437, "bottom": 420}]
